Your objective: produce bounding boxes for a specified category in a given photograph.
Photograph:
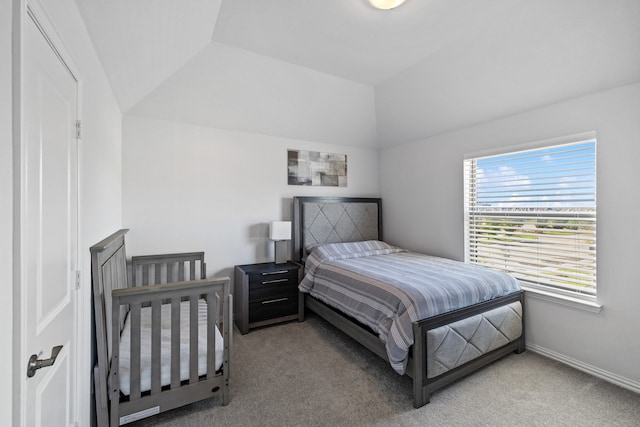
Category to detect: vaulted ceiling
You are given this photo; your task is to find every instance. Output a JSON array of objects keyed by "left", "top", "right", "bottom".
[{"left": 77, "top": 0, "right": 640, "bottom": 147}]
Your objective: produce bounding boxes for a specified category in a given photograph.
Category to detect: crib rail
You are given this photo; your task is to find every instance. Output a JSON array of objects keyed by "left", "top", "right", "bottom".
[
  {"left": 131, "top": 252, "right": 206, "bottom": 286},
  {"left": 110, "top": 278, "right": 231, "bottom": 425},
  {"left": 91, "top": 230, "right": 231, "bottom": 427}
]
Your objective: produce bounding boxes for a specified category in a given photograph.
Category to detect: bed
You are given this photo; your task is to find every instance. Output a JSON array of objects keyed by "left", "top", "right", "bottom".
[
  {"left": 292, "top": 196, "right": 525, "bottom": 408},
  {"left": 90, "top": 229, "right": 232, "bottom": 426}
]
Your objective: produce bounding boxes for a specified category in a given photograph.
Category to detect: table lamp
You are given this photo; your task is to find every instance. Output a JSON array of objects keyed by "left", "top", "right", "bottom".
[{"left": 270, "top": 221, "right": 291, "bottom": 264}]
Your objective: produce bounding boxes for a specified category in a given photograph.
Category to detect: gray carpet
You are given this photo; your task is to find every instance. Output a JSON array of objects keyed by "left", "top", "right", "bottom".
[{"left": 131, "top": 315, "right": 640, "bottom": 426}]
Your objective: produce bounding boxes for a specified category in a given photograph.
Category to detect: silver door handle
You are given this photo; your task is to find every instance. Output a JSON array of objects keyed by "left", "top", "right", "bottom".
[{"left": 27, "top": 345, "right": 63, "bottom": 378}]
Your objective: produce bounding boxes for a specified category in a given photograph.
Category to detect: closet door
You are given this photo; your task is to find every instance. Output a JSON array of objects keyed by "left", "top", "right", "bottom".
[{"left": 22, "top": 7, "right": 79, "bottom": 427}]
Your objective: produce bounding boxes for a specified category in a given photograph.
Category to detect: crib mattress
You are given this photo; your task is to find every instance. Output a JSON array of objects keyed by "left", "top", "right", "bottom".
[{"left": 118, "top": 299, "right": 224, "bottom": 396}]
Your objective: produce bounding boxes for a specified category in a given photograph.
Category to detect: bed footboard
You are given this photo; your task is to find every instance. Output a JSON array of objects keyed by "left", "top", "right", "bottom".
[
  {"left": 304, "top": 291, "right": 524, "bottom": 408},
  {"left": 410, "top": 291, "right": 524, "bottom": 407}
]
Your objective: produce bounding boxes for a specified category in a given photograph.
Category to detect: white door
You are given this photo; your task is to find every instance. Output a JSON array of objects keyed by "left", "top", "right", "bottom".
[{"left": 22, "top": 9, "right": 79, "bottom": 427}]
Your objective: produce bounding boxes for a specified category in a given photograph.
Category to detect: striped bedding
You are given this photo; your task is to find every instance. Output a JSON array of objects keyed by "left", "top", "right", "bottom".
[{"left": 299, "top": 241, "right": 520, "bottom": 375}]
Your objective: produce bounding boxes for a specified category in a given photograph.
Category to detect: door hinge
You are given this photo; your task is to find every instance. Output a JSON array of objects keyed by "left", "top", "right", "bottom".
[
  {"left": 75, "top": 270, "right": 81, "bottom": 290},
  {"left": 75, "top": 120, "right": 82, "bottom": 139}
]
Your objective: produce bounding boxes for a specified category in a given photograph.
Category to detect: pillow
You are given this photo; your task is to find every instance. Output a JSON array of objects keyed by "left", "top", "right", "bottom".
[
  {"left": 300, "top": 241, "right": 406, "bottom": 293},
  {"left": 309, "top": 240, "right": 404, "bottom": 260}
]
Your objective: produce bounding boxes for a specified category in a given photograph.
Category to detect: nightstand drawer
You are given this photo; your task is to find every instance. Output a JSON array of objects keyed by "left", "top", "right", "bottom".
[
  {"left": 249, "top": 295, "right": 298, "bottom": 324},
  {"left": 248, "top": 269, "right": 298, "bottom": 288},
  {"left": 250, "top": 282, "right": 297, "bottom": 303}
]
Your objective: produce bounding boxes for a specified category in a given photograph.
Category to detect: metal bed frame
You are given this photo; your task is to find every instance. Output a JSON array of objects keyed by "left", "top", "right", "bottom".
[{"left": 292, "top": 196, "right": 525, "bottom": 407}]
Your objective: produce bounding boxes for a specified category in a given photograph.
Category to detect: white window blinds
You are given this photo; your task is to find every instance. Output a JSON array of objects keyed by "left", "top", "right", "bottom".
[{"left": 464, "top": 139, "right": 597, "bottom": 296}]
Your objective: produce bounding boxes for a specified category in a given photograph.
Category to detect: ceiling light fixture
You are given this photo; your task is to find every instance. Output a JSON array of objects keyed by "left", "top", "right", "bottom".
[{"left": 368, "top": 0, "right": 407, "bottom": 10}]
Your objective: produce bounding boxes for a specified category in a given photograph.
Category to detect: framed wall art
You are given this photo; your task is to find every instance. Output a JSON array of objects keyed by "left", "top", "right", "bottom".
[{"left": 287, "top": 149, "right": 347, "bottom": 187}]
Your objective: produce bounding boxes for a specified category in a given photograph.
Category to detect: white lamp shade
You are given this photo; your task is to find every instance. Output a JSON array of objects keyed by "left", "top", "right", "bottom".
[{"left": 270, "top": 221, "right": 292, "bottom": 241}]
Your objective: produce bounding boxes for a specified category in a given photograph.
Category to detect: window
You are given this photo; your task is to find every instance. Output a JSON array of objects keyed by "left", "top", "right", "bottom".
[{"left": 464, "top": 137, "right": 597, "bottom": 297}]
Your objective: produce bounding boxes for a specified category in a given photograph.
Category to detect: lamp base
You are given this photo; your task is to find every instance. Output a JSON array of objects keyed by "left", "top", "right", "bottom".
[{"left": 274, "top": 240, "right": 288, "bottom": 264}]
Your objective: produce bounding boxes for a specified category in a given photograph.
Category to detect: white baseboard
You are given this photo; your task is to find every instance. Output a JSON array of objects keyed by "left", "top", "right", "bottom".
[{"left": 526, "top": 343, "right": 640, "bottom": 395}]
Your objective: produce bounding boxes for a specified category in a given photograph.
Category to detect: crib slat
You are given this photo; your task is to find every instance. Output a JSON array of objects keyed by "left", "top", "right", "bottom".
[
  {"left": 103, "top": 259, "right": 114, "bottom": 353},
  {"left": 176, "top": 261, "right": 183, "bottom": 281},
  {"left": 113, "top": 251, "right": 128, "bottom": 328},
  {"left": 150, "top": 300, "right": 162, "bottom": 394},
  {"left": 166, "top": 262, "right": 173, "bottom": 283},
  {"left": 223, "top": 291, "right": 232, "bottom": 405},
  {"left": 142, "top": 265, "right": 149, "bottom": 288},
  {"left": 109, "top": 293, "right": 122, "bottom": 427},
  {"left": 154, "top": 263, "right": 161, "bottom": 285},
  {"left": 132, "top": 264, "right": 139, "bottom": 287},
  {"left": 189, "top": 297, "right": 198, "bottom": 383},
  {"left": 130, "top": 303, "right": 142, "bottom": 400},
  {"left": 207, "top": 292, "right": 217, "bottom": 377},
  {"left": 170, "top": 298, "right": 181, "bottom": 389}
]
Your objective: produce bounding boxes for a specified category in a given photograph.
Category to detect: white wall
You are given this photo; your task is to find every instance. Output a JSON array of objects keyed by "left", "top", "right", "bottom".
[
  {"left": 374, "top": 0, "right": 640, "bottom": 147},
  {"left": 129, "top": 42, "right": 377, "bottom": 148},
  {"left": 1, "top": 0, "right": 14, "bottom": 424},
  {"left": 10, "top": 1, "right": 123, "bottom": 425},
  {"left": 123, "top": 115, "right": 379, "bottom": 278},
  {"left": 380, "top": 82, "right": 640, "bottom": 391}
]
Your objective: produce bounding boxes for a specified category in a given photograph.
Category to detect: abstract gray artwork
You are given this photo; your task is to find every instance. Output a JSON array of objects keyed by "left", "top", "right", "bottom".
[{"left": 287, "top": 149, "right": 347, "bottom": 186}]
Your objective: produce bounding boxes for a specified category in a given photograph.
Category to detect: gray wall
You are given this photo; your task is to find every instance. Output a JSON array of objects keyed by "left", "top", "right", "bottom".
[{"left": 380, "top": 82, "right": 640, "bottom": 391}]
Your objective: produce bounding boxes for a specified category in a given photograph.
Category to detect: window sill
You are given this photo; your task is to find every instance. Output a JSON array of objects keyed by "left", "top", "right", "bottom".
[{"left": 520, "top": 284, "right": 603, "bottom": 314}]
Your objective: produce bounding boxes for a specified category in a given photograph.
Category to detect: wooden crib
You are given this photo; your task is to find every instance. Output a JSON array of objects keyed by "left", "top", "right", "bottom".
[{"left": 91, "top": 229, "right": 232, "bottom": 426}]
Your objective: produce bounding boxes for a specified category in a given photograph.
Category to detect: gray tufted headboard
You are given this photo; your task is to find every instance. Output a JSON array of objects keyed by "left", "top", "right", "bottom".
[{"left": 292, "top": 196, "right": 382, "bottom": 262}]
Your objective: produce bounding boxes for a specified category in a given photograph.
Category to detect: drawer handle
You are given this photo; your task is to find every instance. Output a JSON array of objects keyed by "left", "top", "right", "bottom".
[
  {"left": 261, "top": 270, "right": 288, "bottom": 276},
  {"left": 261, "top": 278, "right": 288, "bottom": 285},
  {"left": 262, "top": 297, "right": 288, "bottom": 305}
]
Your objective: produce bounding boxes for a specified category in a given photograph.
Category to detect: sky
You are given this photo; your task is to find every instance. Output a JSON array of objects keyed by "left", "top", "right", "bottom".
[{"left": 471, "top": 140, "right": 596, "bottom": 209}]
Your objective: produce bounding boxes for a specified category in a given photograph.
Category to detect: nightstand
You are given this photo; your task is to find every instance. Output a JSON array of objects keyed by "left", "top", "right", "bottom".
[{"left": 234, "top": 261, "right": 303, "bottom": 334}]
